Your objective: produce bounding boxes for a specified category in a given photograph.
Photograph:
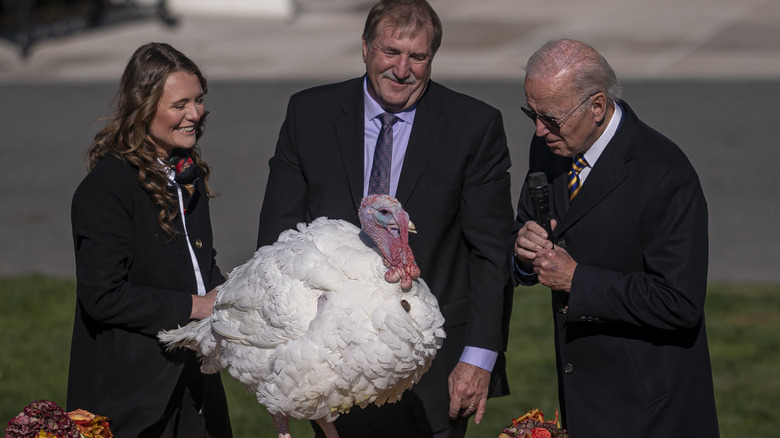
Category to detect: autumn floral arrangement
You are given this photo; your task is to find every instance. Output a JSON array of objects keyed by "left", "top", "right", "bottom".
[
  {"left": 498, "top": 409, "right": 568, "bottom": 438},
  {"left": 4, "top": 400, "right": 112, "bottom": 438}
]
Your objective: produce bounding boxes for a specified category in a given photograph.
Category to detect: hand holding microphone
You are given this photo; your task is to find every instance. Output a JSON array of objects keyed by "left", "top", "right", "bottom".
[
  {"left": 514, "top": 172, "right": 555, "bottom": 265},
  {"left": 520, "top": 172, "right": 576, "bottom": 292}
]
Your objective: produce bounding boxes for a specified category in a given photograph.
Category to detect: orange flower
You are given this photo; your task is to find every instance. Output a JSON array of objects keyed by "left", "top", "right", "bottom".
[
  {"left": 531, "top": 427, "right": 552, "bottom": 438},
  {"left": 67, "top": 410, "right": 113, "bottom": 438},
  {"left": 501, "top": 408, "right": 567, "bottom": 437},
  {"left": 512, "top": 408, "right": 543, "bottom": 426},
  {"left": 68, "top": 409, "right": 96, "bottom": 422}
]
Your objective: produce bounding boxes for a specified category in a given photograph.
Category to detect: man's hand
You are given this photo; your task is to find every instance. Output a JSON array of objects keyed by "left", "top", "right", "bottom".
[
  {"left": 448, "top": 361, "right": 491, "bottom": 424},
  {"left": 515, "top": 219, "right": 576, "bottom": 291},
  {"left": 532, "top": 245, "right": 577, "bottom": 293},
  {"left": 514, "top": 220, "right": 555, "bottom": 265}
]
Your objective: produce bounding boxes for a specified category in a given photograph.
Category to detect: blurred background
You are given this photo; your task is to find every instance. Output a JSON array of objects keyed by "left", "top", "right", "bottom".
[
  {"left": 2, "top": 0, "right": 779, "bottom": 283},
  {"left": 1, "top": 1, "right": 780, "bottom": 436},
  {"left": 1, "top": 0, "right": 779, "bottom": 281}
]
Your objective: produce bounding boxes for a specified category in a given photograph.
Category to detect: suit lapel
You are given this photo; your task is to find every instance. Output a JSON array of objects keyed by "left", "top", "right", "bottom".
[
  {"left": 334, "top": 79, "right": 367, "bottom": 216},
  {"left": 396, "top": 83, "right": 444, "bottom": 205},
  {"left": 559, "top": 147, "right": 628, "bottom": 233},
  {"left": 556, "top": 104, "right": 637, "bottom": 237},
  {"left": 551, "top": 158, "right": 571, "bottom": 221}
]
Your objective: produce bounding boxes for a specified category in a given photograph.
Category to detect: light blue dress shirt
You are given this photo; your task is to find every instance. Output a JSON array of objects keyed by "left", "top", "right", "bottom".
[
  {"left": 361, "top": 78, "right": 497, "bottom": 372},
  {"left": 362, "top": 79, "right": 416, "bottom": 198}
]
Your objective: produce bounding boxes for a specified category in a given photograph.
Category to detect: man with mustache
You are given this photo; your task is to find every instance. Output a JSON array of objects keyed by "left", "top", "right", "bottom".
[{"left": 256, "top": 1, "right": 514, "bottom": 437}]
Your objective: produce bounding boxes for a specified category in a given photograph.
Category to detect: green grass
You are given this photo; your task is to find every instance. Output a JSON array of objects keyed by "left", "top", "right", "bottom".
[{"left": 1, "top": 276, "right": 778, "bottom": 437}]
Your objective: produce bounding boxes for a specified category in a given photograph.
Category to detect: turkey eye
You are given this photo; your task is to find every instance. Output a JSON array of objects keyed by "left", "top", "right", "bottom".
[
  {"left": 379, "top": 208, "right": 390, "bottom": 215},
  {"left": 400, "top": 300, "right": 411, "bottom": 313}
]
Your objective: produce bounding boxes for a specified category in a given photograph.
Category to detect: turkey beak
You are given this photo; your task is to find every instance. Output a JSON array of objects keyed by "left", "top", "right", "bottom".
[{"left": 408, "top": 220, "right": 417, "bottom": 234}]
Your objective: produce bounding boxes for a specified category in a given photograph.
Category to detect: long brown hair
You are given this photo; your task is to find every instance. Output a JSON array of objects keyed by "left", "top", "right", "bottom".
[{"left": 88, "top": 42, "right": 213, "bottom": 237}]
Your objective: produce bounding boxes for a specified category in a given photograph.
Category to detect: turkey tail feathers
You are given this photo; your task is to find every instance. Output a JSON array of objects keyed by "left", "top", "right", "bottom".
[{"left": 157, "top": 318, "right": 215, "bottom": 356}]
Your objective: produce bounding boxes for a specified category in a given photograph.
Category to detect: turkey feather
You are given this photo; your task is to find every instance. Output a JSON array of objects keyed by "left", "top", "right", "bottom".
[{"left": 158, "top": 195, "right": 445, "bottom": 436}]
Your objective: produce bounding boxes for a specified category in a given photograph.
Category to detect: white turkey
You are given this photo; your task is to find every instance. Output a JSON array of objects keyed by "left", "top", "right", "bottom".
[{"left": 158, "top": 194, "right": 446, "bottom": 438}]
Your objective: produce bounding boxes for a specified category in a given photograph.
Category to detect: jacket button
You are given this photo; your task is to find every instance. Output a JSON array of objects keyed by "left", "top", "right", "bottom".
[
  {"left": 564, "top": 363, "right": 574, "bottom": 374},
  {"left": 556, "top": 240, "right": 566, "bottom": 248},
  {"left": 194, "top": 239, "right": 202, "bottom": 249}
]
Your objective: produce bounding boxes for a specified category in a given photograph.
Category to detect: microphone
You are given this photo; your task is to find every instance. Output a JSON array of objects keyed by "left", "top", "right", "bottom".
[{"left": 527, "top": 172, "right": 553, "bottom": 238}]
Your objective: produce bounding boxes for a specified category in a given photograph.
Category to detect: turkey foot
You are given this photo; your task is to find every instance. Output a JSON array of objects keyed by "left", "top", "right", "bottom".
[
  {"left": 314, "top": 418, "right": 339, "bottom": 438},
  {"left": 270, "top": 412, "right": 291, "bottom": 438}
]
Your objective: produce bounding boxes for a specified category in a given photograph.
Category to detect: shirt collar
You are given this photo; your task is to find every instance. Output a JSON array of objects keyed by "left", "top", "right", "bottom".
[
  {"left": 582, "top": 101, "right": 623, "bottom": 166},
  {"left": 363, "top": 76, "right": 416, "bottom": 125}
]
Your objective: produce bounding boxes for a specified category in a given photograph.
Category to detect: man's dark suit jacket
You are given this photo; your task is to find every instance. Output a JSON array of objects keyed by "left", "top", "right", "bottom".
[
  {"left": 513, "top": 102, "right": 719, "bottom": 436},
  {"left": 68, "top": 156, "right": 231, "bottom": 437},
  {"left": 257, "top": 77, "right": 514, "bottom": 433}
]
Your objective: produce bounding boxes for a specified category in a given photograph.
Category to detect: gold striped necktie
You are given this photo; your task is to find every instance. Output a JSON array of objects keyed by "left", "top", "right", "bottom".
[{"left": 568, "top": 155, "right": 589, "bottom": 202}]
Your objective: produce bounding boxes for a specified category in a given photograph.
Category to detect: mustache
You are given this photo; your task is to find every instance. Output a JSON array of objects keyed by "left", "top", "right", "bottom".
[{"left": 380, "top": 69, "right": 417, "bottom": 85}]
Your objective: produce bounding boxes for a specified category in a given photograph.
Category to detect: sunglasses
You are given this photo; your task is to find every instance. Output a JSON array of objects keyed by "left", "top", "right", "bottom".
[{"left": 522, "top": 91, "right": 601, "bottom": 130}]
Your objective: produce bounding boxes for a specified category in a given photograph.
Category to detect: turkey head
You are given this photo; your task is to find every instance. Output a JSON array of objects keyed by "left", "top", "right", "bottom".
[{"left": 359, "top": 194, "right": 420, "bottom": 290}]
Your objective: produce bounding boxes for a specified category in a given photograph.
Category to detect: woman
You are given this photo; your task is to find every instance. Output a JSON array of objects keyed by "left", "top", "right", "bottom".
[{"left": 67, "top": 42, "right": 232, "bottom": 438}]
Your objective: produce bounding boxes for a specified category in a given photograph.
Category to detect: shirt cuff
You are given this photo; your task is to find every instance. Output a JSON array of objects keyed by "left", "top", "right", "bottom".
[
  {"left": 460, "top": 346, "right": 498, "bottom": 372},
  {"left": 512, "top": 255, "right": 538, "bottom": 286}
]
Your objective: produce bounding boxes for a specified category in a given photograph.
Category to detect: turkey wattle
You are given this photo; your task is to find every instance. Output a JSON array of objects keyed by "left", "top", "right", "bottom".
[{"left": 158, "top": 194, "right": 446, "bottom": 438}]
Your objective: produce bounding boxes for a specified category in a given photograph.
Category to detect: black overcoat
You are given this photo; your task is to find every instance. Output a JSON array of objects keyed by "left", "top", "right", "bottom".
[
  {"left": 513, "top": 102, "right": 719, "bottom": 437},
  {"left": 68, "top": 156, "right": 231, "bottom": 437}
]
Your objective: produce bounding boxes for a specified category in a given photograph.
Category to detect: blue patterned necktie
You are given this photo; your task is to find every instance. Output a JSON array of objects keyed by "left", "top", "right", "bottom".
[
  {"left": 567, "top": 154, "right": 589, "bottom": 202},
  {"left": 368, "top": 112, "right": 400, "bottom": 195}
]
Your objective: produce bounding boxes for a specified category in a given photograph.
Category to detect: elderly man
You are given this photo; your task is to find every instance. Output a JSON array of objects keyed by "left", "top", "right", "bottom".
[
  {"left": 256, "top": 0, "right": 514, "bottom": 436},
  {"left": 511, "top": 39, "right": 719, "bottom": 436}
]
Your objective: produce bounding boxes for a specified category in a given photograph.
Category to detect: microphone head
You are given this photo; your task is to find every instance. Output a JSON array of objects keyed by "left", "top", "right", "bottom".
[{"left": 528, "top": 172, "right": 548, "bottom": 190}]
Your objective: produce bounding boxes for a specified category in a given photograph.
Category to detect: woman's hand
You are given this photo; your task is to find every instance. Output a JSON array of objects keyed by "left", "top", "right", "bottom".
[{"left": 190, "top": 288, "right": 218, "bottom": 320}]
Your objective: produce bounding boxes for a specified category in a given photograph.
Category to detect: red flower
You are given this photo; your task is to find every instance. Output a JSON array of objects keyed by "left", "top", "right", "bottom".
[
  {"left": 4, "top": 400, "right": 80, "bottom": 438},
  {"left": 532, "top": 427, "right": 552, "bottom": 438},
  {"left": 4, "top": 401, "right": 113, "bottom": 438},
  {"left": 500, "top": 408, "right": 568, "bottom": 438}
]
